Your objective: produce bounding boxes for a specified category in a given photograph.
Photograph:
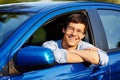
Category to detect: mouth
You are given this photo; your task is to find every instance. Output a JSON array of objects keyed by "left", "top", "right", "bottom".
[{"left": 68, "top": 35, "right": 78, "bottom": 41}]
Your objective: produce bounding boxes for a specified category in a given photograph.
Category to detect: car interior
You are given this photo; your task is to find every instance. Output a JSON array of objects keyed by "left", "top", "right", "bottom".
[{"left": 24, "top": 11, "right": 92, "bottom": 47}]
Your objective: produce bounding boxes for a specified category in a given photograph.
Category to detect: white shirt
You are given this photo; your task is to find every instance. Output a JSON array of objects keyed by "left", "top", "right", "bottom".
[{"left": 42, "top": 40, "right": 109, "bottom": 66}]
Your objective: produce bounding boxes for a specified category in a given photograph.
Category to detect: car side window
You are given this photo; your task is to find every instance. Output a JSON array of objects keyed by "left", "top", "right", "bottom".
[
  {"left": 98, "top": 10, "right": 120, "bottom": 49},
  {"left": 0, "top": 13, "right": 33, "bottom": 47},
  {"left": 26, "top": 11, "right": 92, "bottom": 46}
]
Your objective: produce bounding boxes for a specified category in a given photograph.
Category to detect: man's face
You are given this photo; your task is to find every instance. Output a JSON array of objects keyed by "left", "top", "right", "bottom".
[{"left": 62, "top": 22, "right": 85, "bottom": 48}]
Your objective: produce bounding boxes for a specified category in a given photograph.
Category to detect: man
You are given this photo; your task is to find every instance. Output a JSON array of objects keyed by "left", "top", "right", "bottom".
[{"left": 42, "top": 12, "right": 108, "bottom": 66}]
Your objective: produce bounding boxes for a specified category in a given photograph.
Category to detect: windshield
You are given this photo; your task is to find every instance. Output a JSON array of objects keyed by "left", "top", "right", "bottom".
[{"left": 0, "top": 13, "right": 33, "bottom": 46}]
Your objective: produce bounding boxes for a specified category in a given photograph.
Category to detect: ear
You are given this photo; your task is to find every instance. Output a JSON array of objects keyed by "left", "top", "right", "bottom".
[
  {"left": 62, "top": 27, "right": 65, "bottom": 33},
  {"left": 81, "top": 34, "right": 85, "bottom": 39}
]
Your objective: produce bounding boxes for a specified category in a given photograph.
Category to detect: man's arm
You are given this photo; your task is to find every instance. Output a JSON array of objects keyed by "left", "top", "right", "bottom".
[
  {"left": 66, "top": 51, "right": 84, "bottom": 63},
  {"left": 67, "top": 49, "right": 99, "bottom": 64},
  {"left": 42, "top": 41, "right": 108, "bottom": 65},
  {"left": 67, "top": 46, "right": 109, "bottom": 65},
  {"left": 43, "top": 40, "right": 84, "bottom": 63}
]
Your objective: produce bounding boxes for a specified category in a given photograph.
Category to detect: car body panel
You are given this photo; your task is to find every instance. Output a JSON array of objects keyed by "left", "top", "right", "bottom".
[
  {"left": 0, "top": 1, "right": 120, "bottom": 80},
  {"left": 108, "top": 50, "right": 120, "bottom": 80},
  {"left": 11, "top": 63, "right": 91, "bottom": 80}
]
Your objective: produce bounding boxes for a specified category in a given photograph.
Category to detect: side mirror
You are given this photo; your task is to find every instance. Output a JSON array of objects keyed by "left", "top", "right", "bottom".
[{"left": 13, "top": 46, "right": 55, "bottom": 72}]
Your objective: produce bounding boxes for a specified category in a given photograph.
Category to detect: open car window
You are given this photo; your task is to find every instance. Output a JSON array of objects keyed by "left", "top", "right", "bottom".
[{"left": 25, "top": 10, "right": 93, "bottom": 47}]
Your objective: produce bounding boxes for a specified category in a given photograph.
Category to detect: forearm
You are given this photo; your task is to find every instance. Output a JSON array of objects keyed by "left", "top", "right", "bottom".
[
  {"left": 69, "top": 50, "right": 100, "bottom": 64},
  {"left": 67, "top": 50, "right": 84, "bottom": 63}
]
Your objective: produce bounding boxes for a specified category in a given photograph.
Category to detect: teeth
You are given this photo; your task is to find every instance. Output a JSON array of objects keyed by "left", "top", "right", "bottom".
[{"left": 69, "top": 36, "right": 77, "bottom": 40}]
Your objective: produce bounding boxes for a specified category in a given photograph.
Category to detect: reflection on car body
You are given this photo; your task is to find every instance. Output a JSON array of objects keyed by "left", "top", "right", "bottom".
[{"left": 0, "top": 1, "right": 120, "bottom": 80}]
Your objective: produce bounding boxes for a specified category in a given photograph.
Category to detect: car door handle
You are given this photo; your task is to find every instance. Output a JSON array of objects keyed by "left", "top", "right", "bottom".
[{"left": 90, "top": 71, "right": 106, "bottom": 80}]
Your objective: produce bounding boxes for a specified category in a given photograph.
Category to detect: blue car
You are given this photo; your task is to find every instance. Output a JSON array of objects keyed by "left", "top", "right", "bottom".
[{"left": 0, "top": 1, "right": 120, "bottom": 80}]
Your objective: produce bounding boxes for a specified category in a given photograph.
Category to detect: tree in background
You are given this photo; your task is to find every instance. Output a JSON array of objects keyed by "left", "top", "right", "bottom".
[
  {"left": 0, "top": 0, "right": 39, "bottom": 4},
  {"left": 88, "top": 0, "right": 120, "bottom": 4},
  {"left": 0, "top": 0, "right": 119, "bottom": 4},
  {"left": 53, "top": 0, "right": 120, "bottom": 4}
]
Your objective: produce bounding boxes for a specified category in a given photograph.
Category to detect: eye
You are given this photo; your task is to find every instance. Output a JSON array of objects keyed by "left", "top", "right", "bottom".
[
  {"left": 77, "top": 29, "right": 82, "bottom": 33},
  {"left": 67, "top": 26, "right": 74, "bottom": 31}
]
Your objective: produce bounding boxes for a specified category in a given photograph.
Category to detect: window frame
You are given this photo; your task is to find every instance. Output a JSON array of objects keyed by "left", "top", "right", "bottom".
[{"left": 87, "top": 9, "right": 108, "bottom": 51}]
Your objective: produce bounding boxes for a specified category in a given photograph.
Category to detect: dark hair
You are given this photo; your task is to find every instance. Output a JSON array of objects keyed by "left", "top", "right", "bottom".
[{"left": 64, "top": 12, "right": 88, "bottom": 34}]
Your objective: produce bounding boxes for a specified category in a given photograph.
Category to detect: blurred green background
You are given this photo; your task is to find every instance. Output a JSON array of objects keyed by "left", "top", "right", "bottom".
[{"left": 0, "top": 0, "right": 120, "bottom": 4}]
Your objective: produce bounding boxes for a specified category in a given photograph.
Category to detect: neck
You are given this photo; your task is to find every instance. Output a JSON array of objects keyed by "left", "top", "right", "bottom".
[{"left": 62, "top": 40, "right": 77, "bottom": 50}]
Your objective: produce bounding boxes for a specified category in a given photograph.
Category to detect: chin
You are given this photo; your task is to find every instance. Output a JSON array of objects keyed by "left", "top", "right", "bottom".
[{"left": 68, "top": 43, "right": 77, "bottom": 47}]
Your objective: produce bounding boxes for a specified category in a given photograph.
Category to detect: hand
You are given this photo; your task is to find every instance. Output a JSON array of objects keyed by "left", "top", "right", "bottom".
[{"left": 84, "top": 47, "right": 98, "bottom": 51}]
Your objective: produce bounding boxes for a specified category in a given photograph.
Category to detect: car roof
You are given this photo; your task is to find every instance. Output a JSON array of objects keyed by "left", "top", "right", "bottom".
[{"left": 0, "top": 1, "right": 120, "bottom": 12}]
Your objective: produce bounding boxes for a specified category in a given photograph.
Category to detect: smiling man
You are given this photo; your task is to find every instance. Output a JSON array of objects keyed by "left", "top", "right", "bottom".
[{"left": 42, "top": 12, "right": 108, "bottom": 66}]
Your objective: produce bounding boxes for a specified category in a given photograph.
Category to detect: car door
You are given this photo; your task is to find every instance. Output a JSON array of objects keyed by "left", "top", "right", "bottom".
[
  {"left": 98, "top": 9, "right": 120, "bottom": 80},
  {"left": 89, "top": 4, "right": 120, "bottom": 80}
]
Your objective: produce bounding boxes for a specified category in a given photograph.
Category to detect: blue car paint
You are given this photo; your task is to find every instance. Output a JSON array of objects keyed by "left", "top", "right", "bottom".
[
  {"left": 11, "top": 63, "right": 91, "bottom": 80},
  {"left": 1, "top": 1, "right": 120, "bottom": 70},
  {"left": 0, "top": 1, "right": 120, "bottom": 80},
  {"left": 15, "top": 46, "right": 55, "bottom": 66},
  {"left": 108, "top": 51, "right": 120, "bottom": 80},
  {"left": 10, "top": 63, "right": 110, "bottom": 80}
]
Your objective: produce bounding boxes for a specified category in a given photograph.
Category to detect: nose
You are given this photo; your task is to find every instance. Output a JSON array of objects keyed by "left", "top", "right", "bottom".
[{"left": 72, "top": 30, "right": 78, "bottom": 35}]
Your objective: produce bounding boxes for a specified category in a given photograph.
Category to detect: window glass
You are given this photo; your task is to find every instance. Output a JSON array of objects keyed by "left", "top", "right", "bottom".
[
  {"left": 98, "top": 10, "right": 120, "bottom": 49},
  {"left": 0, "top": 13, "right": 33, "bottom": 46}
]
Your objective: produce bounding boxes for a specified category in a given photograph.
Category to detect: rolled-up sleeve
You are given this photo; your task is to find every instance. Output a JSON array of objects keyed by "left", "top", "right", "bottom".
[
  {"left": 42, "top": 41, "right": 67, "bottom": 63},
  {"left": 53, "top": 49, "right": 67, "bottom": 63},
  {"left": 97, "top": 50, "right": 109, "bottom": 65},
  {"left": 80, "top": 41, "right": 109, "bottom": 66}
]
